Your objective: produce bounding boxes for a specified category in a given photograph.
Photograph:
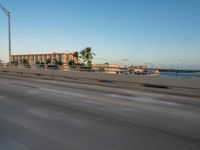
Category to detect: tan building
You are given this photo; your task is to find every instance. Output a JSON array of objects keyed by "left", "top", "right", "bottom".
[
  {"left": 93, "top": 64, "right": 125, "bottom": 74},
  {"left": 128, "top": 65, "right": 148, "bottom": 74},
  {"left": 11, "top": 52, "right": 78, "bottom": 66}
]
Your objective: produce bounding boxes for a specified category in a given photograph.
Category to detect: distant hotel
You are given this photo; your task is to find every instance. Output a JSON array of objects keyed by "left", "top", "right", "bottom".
[
  {"left": 93, "top": 64, "right": 126, "bottom": 74},
  {"left": 11, "top": 52, "right": 78, "bottom": 65}
]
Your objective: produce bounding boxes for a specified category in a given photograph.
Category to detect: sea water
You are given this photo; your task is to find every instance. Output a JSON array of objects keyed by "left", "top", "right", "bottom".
[{"left": 159, "top": 72, "right": 200, "bottom": 79}]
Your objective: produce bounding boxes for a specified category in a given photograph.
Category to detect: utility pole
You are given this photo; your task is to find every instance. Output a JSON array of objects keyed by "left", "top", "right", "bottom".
[{"left": 0, "top": 4, "right": 11, "bottom": 64}]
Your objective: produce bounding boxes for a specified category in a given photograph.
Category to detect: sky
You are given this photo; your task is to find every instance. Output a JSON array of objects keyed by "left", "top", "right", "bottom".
[{"left": 0, "top": 0, "right": 200, "bottom": 69}]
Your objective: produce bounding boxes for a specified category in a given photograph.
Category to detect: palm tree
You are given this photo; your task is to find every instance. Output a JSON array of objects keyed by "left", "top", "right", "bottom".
[
  {"left": 72, "top": 51, "right": 79, "bottom": 67},
  {"left": 80, "top": 49, "right": 86, "bottom": 60},
  {"left": 73, "top": 51, "right": 79, "bottom": 63},
  {"left": 80, "top": 47, "right": 95, "bottom": 67}
]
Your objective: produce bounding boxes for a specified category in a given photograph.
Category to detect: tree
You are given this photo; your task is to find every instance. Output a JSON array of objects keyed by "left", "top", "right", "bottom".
[
  {"left": 46, "top": 59, "right": 51, "bottom": 64},
  {"left": 11, "top": 60, "right": 18, "bottom": 66},
  {"left": 54, "top": 59, "right": 63, "bottom": 66},
  {"left": 71, "top": 51, "right": 79, "bottom": 68},
  {"left": 20, "top": 59, "right": 29, "bottom": 66},
  {"left": 68, "top": 60, "right": 75, "bottom": 67},
  {"left": 79, "top": 49, "right": 86, "bottom": 60},
  {"left": 57, "top": 61, "right": 63, "bottom": 65},
  {"left": 80, "top": 47, "right": 96, "bottom": 67},
  {"left": 73, "top": 51, "right": 79, "bottom": 64}
]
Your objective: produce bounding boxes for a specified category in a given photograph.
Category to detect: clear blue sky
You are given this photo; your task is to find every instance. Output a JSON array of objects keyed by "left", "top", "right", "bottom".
[{"left": 0, "top": 0, "right": 200, "bottom": 69}]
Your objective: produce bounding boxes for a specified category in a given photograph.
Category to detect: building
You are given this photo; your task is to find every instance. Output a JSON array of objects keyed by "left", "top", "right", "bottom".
[
  {"left": 93, "top": 63, "right": 126, "bottom": 74},
  {"left": 11, "top": 52, "right": 79, "bottom": 66},
  {"left": 129, "top": 65, "right": 148, "bottom": 74}
]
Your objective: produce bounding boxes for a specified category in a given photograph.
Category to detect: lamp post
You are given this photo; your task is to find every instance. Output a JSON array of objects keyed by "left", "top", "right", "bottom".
[{"left": 0, "top": 4, "right": 11, "bottom": 64}]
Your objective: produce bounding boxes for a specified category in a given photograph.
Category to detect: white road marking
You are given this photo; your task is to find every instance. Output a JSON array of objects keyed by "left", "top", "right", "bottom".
[
  {"left": 28, "top": 108, "right": 67, "bottom": 120},
  {"left": 107, "top": 93, "right": 181, "bottom": 106},
  {"left": 39, "top": 88, "right": 88, "bottom": 99}
]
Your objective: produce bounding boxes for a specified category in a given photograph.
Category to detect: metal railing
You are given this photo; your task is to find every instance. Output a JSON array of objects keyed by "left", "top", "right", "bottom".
[
  {"left": 0, "top": 63, "right": 127, "bottom": 74},
  {"left": 1, "top": 63, "right": 159, "bottom": 75}
]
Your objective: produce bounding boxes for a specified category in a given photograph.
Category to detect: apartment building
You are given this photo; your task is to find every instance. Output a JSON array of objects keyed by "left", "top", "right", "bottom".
[{"left": 11, "top": 52, "right": 78, "bottom": 65}]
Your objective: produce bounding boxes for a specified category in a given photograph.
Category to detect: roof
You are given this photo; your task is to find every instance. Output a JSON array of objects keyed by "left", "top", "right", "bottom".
[{"left": 11, "top": 52, "right": 74, "bottom": 56}]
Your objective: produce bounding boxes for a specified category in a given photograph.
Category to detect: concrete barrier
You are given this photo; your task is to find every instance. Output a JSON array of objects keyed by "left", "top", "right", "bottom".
[{"left": 1, "top": 67, "right": 200, "bottom": 90}]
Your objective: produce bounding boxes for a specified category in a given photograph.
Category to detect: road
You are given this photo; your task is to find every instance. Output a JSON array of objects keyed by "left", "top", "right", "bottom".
[{"left": 0, "top": 75, "right": 200, "bottom": 150}]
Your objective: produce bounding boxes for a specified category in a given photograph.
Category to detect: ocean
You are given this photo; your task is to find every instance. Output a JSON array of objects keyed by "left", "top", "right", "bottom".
[{"left": 159, "top": 72, "right": 200, "bottom": 79}]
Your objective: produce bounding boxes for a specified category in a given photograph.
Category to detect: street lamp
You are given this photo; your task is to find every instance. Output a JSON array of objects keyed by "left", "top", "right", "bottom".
[{"left": 0, "top": 3, "right": 11, "bottom": 64}]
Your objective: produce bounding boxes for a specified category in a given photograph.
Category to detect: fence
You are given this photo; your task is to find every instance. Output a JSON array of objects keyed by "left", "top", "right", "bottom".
[{"left": 0, "top": 63, "right": 124, "bottom": 74}]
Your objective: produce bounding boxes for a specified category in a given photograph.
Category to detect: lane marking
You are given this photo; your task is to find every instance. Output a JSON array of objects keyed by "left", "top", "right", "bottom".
[
  {"left": 107, "top": 94, "right": 181, "bottom": 106},
  {"left": 10, "top": 83, "right": 38, "bottom": 89},
  {"left": 40, "top": 88, "right": 88, "bottom": 98}
]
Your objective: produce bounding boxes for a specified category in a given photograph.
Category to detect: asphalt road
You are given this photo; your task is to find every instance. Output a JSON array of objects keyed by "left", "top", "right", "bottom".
[{"left": 0, "top": 75, "right": 200, "bottom": 150}]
